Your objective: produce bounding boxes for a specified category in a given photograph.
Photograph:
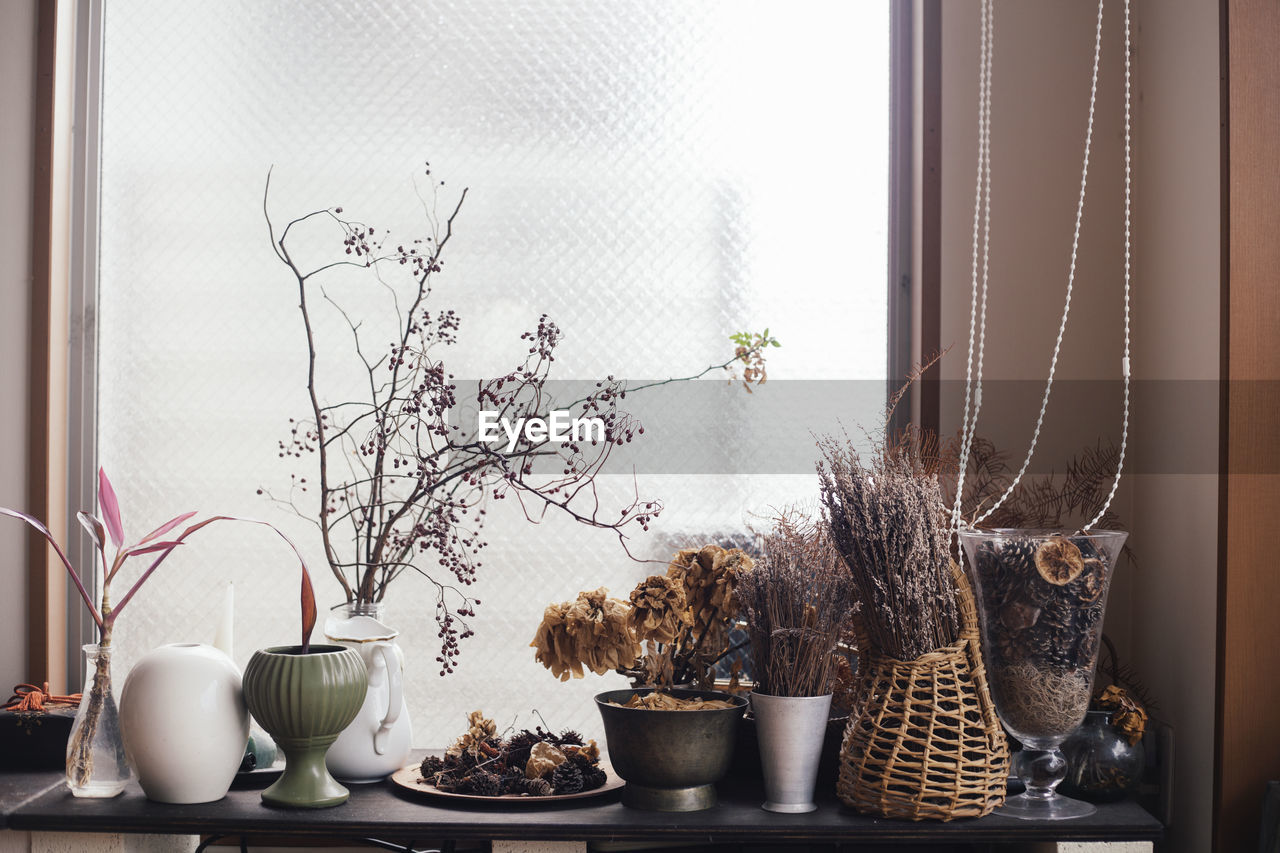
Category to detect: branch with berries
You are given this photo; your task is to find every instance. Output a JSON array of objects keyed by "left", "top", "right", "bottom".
[{"left": 263, "top": 166, "right": 776, "bottom": 674}]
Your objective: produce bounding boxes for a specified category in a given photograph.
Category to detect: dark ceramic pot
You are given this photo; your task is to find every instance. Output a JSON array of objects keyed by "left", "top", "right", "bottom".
[{"left": 595, "top": 687, "right": 747, "bottom": 812}]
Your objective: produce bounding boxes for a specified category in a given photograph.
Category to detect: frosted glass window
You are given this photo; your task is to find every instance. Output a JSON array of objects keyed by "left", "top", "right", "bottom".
[{"left": 95, "top": 0, "right": 892, "bottom": 745}]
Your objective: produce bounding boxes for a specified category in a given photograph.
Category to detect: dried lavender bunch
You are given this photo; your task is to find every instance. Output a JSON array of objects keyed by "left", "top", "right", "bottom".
[
  {"left": 817, "top": 436, "right": 959, "bottom": 661},
  {"left": 738, "top": 511, "right": 854, "bottom": 697}
]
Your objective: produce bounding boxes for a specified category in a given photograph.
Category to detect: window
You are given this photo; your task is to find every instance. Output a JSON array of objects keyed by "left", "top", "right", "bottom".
[{"left": 86, "top": 0, "right": 897, "bottom": 744}]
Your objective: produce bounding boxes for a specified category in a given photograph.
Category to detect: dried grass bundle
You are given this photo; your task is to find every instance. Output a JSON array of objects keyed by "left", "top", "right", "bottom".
[
  {"left": 739, "top": 511, "right": 855, "bottom": 697},
  {"left": 818, "top": 436, "right": 959, "bottom": 661}
]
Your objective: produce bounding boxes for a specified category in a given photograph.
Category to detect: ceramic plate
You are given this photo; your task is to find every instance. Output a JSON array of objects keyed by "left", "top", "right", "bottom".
[{"left": 390, "top": 762, "right": 622, "bottom": 804}]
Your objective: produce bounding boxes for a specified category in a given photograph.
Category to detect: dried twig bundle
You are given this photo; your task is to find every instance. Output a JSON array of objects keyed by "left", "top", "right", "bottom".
[
  {"left": 738, "top": 511, "right": 854, "bottom": 697},
  {"left": 818, "top": 436, "right": 959, "bottom": 661}
]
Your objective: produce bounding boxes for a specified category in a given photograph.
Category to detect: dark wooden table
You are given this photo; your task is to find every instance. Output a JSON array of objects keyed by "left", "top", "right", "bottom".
[
  {"left": 0, "top": 767, "right": 1162, "bottom": 848},
  {"left": 0, "top": 769, "right": 62, "bottom": 829}
]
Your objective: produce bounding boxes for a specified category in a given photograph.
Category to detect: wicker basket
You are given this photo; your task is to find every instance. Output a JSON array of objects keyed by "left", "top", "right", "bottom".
[{"left": 836, "top": 562, "right": 1009, "bottom": 820}]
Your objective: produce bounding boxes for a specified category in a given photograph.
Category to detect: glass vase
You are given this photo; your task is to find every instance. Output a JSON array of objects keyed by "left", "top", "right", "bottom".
[
  {"left": 66, "top": 643, "right": 132, "bottom": 797},
  {"left": 959, "top": 528, "right": 1127, "bottom": 821},
  {"left": 1060, "top": 709, "right": 1145, "bottom": 803}
]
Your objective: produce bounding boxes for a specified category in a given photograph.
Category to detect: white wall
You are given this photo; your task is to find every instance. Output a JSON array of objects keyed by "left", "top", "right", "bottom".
[
  {"left": 940, "top": 2, "right": 1219, "bottom": 851},
  {"left": 0, "top": 0, "right": 36, "bottom": 688}
]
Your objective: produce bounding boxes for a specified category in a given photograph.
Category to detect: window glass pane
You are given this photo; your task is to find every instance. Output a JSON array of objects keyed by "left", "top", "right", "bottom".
[{"left": 96, "top": 0, "right": 890, "bottom": 745}]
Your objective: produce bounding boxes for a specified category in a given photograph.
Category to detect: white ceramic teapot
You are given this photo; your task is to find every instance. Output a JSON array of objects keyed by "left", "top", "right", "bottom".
[{"left": 323, "top": 607, "right": 413, "bottom": 782}]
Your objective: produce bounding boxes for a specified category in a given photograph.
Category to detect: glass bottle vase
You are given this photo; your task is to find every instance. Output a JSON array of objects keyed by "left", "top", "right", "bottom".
[
  {"left": 66, "top": 643, "right": 132, "bottom": 797},
  {"left": 959, "top": 528, "right": 1127, "bottom": 821}
]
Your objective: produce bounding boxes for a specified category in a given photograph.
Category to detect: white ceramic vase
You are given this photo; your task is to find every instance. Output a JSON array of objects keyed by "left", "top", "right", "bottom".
[
  {"left": 751, "top": 691, "right": 833, "bottom": 813},
  {"left": 119, "top": 643, "right": 249, "bottom": 804},
  {"left": 324, "top": 604, "right": 412, "bottom": 783}
]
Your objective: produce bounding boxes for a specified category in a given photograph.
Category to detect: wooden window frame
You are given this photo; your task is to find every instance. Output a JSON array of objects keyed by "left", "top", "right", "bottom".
[{"left": 1214, "top": 0, "right": 1280, "bottom": 849}]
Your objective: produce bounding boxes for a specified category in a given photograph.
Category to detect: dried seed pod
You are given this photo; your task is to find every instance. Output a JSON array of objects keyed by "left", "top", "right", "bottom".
[
  {"left": 1076, "top": 559, "right": 1106, "bottom": 603},
  {"left": 465, "top": 769, "right": 502, "bottom": 797},
  {"left": 419, "top": 754, "right": 445, "bottom": 779},
  {"left": 432, "top": 771, "right": 461, "bottom": 792},
  {"left": 1035, "top": 537, "right": 1086, "bottom": 585},
  {"left": 999, "top": 599, "right": 1042, "bottom": 631},
  {"left": 525, "top": 741, "right": 567, "bottom": 779}
]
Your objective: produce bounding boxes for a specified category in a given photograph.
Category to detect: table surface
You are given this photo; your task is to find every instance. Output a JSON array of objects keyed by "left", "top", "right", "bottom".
[{"left": 1, "top": 765, "right": 1163, "bottom": 846}]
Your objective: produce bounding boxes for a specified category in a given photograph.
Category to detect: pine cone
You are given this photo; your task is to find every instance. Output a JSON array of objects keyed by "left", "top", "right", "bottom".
[
  {"left": 517, "top": 776, "right": 554, "bottom": 797},
  {"left": 419, "top": 755, "right": 445, "bottom": 779},
  {"left": 1003, "top": 537, "right": 1038, "bottom": 575},
  {"left": 551, "top": 760, "right": 584, "bottom": 795},
  {"left": 581, "top": 765, "right": 608, "bottom": 791},
  {"left": 465, "top": 769, "right": 503, "bottom": 797},
  {"left": 506, "top": 730, "right": 540, "bottom": 768},
  {"left": 499, "top": 771, "right": 526, "bottom": 794}
]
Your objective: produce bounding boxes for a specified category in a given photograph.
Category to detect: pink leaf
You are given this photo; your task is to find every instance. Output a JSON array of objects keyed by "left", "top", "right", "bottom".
[
  {"left": 139, "top": 511, "right": 198, "bottom": 545},
  {"left": 0, "top": 506, "right": 104, "bottom": 632},
  {"left": 111, "top": 515, "right": 317, "bottom": 651},
  {"left": 76, "top": 512, "right": 105, "bottom": 552},
  {"left": 124, "top": 540, "right": 184, "bottom": 557},
  {"left": 98, "top": 468, "right": 124, "bottom": 548}
]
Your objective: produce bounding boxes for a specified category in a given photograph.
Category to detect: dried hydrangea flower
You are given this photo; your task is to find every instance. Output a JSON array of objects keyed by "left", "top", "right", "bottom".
[
  {"left": 530, "top": 587, "right": 640, "bottom": 680},
  {"left": 670, "top": 544, "right": 754, "bottom": 645},
  {"left": 628, "top": 574, "right": 689, "bottom": 644}
]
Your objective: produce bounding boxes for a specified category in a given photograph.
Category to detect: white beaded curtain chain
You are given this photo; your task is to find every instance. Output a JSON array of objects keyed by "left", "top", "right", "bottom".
[
  {"left": 950, "top": 0, "right": 995, "bottom": 538},
  {"left": 1084, "top": 0, "right": 1132, "bottom": 531},
  {"left": 954, "top": 0, "right": 1129, "bottom": 533}
]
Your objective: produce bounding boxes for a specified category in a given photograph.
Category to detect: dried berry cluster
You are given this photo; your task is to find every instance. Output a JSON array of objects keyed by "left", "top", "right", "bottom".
[
  {"left": 972, "top": 535, "right": 1113, "bottom": 739},
  {"left": 418, "top": 712, "right": 607, "bottom": 797}
]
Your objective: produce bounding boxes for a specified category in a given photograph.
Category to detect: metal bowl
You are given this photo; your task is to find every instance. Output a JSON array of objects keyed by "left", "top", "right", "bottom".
[{"left": 594, "top": 687, "right": 748, "bottom": 811}]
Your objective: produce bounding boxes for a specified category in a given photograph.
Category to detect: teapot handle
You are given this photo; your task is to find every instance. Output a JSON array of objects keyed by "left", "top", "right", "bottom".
[{"left": 371, "top": 641, "right": 403, "bottom": 756}]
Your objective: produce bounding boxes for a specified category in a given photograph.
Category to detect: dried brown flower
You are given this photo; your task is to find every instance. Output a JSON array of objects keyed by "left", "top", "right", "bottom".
[
  {"left": 535, "top": 543, "right": 752, "bottom": 689},
  {"left": 530, "top": 588, "right": 640, "bottom": 680},
  {"left": 671, "top": 544, "right": 753, "bottom": 648},
  {"left": 628, "top": 574, "right": 689, "bottom": 644},
  {"left": 1095, "top": 684, "right": 1148, "bottom": 746}
]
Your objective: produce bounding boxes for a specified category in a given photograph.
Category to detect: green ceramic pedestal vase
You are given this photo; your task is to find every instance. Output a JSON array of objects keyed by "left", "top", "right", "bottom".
[{"left": 242, "top": 645, "right": 367, "bottom": 808}]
